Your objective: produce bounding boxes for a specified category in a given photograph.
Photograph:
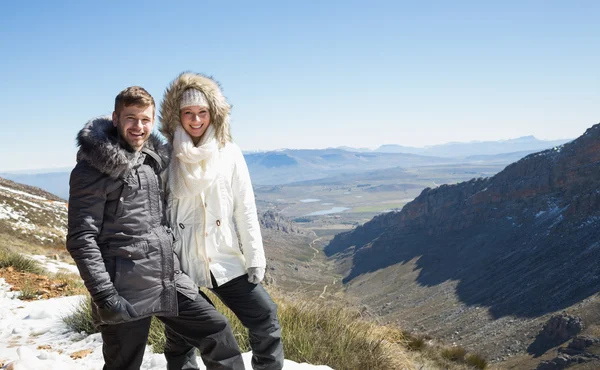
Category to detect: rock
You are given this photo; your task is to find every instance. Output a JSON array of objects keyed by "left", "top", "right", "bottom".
[
  {"left": 540, "top": 314, "right": 583, "bottom": 344},
  {"left": 568, "top": 335, "right": 599, "bottom": 351},
  {"left": 259, "top": 210, "right": 305, "bottom": 234},
  {"left": 535, "top": 335, "right": 600, "bottom": 370}
]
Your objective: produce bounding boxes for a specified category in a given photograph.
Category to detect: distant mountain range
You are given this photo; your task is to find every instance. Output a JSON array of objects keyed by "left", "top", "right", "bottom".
[
  {"left": 243, "top": 149, "right": 456, "bottom": 185},
  {"left": 0, "top": 136, "right": 572, "bottom": 199},
  {"left": 337, "top": 136, "right": 571, "bottom": 157},
  {"left": 324, "top": 124, "right": 600, "bottom": 363}
]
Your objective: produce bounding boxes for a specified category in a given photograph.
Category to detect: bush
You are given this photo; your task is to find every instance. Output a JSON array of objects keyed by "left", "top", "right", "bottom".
[
  {"left": 465, "top": 353, "right": 487, "bottom": 369},
  {"left": 62, "top": 298, "right": 97, "bottom": 335},
  {"left": 18, "top": 280, "right": 40, "bottom": 300},
  {"left": 404, "top": 333, "right": 427, "bottom": 351},
  {"left": 441, "top": 346, "right": 467, "bottom": 362},
  {"left": 0, "top": 248, "right": 44, "bottom": 274}
]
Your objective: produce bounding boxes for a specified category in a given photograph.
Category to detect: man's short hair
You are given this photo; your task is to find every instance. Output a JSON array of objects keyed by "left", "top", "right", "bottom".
[{"left": 114, "top": 86, "right": 155, "bottom": 116}]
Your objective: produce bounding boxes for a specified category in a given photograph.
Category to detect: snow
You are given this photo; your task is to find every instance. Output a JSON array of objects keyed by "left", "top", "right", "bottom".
[
  {"left": 28, "top": 255, "right": 80, "bottom": 274},
  {"left": 0, "top": 186, "right": 46, "bottom": 201},
  {"left": 0, "top": 278, "right": 332, "bottom": 370},
  {"left": 0, "top": 203, "right": 20, "bottom": 221}
]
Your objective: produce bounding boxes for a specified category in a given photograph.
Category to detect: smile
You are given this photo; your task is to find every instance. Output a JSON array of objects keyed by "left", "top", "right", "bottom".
[{"left": 191, "top": 124, "right": 204, "bottom": 129}]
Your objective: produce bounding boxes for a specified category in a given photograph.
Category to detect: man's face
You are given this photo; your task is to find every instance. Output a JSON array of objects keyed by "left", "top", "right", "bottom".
[{"left": 112, "top": 105, "right": 154, "bottom": 151}]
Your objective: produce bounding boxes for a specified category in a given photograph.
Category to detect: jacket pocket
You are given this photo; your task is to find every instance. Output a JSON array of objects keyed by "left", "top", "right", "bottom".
[
  {"left": 104, "top": 241, "right": 149, "bottom": 259},
  {"left": 104, "top": 241, "right": 151, "bottom": 292}
]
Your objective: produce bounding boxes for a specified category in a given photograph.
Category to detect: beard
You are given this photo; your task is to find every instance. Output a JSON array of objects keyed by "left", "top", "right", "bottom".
[{"left": 114, "top": 118, "right": 150, "bottom": 152}]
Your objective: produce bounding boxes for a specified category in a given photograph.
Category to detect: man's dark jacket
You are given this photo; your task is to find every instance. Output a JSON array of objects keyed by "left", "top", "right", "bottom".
[{"left": 66, "top": 116, "right": 197, "bottom": 326}]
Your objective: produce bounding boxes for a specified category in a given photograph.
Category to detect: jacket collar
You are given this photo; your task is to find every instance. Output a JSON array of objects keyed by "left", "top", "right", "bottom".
[{"left": 76, "top": 116, "right": 170, "bottom": 179}]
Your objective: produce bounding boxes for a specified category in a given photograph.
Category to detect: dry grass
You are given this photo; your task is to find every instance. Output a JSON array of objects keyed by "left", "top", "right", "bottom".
[
  {"left": 62, "top": 285, "right": 493, "bottom": 369},
  {"left": 0, "top": 246, "right": 44, "bottom": 274},
  {"left": 63, "top": 287, "right": 417, "bottom": 369},
  {"left": 62, "top": 298, "right": 96, "bottom": 335},
  {"left": 52, "top": 271, "right": 88, "bottom": 296},
  {"left": 442, "top": 346, "right": 467, "bottom": 362},
  {"left": 465, "top": 353, "right": 488, "bottom": 369}
]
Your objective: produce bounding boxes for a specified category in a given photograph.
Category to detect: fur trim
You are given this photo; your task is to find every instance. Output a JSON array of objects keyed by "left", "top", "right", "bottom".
[
  {"left": 76, "top": 116, "right": 169, "bottom": 179},
  {"left": 159, "top": 72, "right": 232, "bottom": 146}
]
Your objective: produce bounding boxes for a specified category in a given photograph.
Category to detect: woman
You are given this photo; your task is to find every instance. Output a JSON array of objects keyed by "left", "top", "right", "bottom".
[{"left": 159, "top": 72, "right": 284, "bottom": 370}]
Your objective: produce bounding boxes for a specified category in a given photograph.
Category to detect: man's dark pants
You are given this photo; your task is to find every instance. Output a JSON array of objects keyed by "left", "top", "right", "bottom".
[{"left": 100, "top": 291, "right": 244, "bottom": 370}]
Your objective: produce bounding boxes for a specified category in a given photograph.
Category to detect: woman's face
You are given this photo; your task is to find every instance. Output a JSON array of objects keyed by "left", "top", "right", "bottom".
[{"left": 180, "top": 105, "right": 211, "bottom": 144}]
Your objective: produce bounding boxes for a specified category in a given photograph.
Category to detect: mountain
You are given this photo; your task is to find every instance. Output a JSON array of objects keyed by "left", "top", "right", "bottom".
[
  {"left": 0, "top": 177, "right": 67, "bottom": 250},
  {"left": 244, "top": 148, "right": 457, "bottom": 185},
  {"left": 0, "top": 171, "right": 71, "bottom": 200},
  {"left": 324, "top": 123, "right": 600, "bottom": 363},
  {"left": 3, "top": 137, "right": 563, "bottom": 199},
  {"left": 335, "top": 146, "right": 373, "bottom": 153},
  {"left": 0, "top": 175, "right": 331, "bottom": 295},
  {"left": 260, "top": 210, "right": 313, "bottom": 235},
  {"left": 374, "top": 136, "right": 571, "bottom": 157}
]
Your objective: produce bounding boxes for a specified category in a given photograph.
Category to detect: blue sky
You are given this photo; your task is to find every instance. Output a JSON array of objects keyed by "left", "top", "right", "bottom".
[{"left": 0, "top": 0, "right": 598, "bottom": 171}]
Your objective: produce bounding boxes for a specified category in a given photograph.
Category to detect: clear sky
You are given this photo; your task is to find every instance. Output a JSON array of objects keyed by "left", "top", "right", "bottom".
[{"left": 0, "top": 0, "right": 598, "bottom": 171}]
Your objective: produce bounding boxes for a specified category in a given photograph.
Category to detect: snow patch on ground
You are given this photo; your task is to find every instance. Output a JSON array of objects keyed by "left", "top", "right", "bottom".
[{"left": 0, "top": 278, "right": 332, "bottom": 370}]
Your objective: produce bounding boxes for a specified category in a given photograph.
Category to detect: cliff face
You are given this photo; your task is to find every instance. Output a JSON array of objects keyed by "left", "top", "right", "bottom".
[
  {"left": 259, "top": 210, "right": 312, "bottom": 235},
  {"left": 325, "top": 123, "right": 600, "bottom": 320}
]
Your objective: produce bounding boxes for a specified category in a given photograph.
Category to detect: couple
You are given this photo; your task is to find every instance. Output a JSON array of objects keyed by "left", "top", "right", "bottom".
[{"left": 66, "top": 72, "right": 283, "bottom": 370}]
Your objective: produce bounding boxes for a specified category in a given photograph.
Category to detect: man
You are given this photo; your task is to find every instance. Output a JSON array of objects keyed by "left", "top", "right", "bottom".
[{"left": 66, "top": 86, "right": 245, "bottom": 370}]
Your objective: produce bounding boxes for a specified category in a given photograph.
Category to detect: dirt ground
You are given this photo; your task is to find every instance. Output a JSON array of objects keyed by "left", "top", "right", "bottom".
[{"left": 0, "top": 267, "right": 74, "bottom": 300}]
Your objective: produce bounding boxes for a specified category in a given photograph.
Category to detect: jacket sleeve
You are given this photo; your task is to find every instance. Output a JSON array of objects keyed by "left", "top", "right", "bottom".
[
  {"left": 66, "top": 162, "right": 115, "bottom": 298},
  {"left": 231, "top": 144, "right": 266, "bottom": 269}
]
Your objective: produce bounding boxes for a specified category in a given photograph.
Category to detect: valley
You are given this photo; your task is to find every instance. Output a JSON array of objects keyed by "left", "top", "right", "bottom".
[{"left": 2, "top": 136, "right": 587, "bottom": 369}]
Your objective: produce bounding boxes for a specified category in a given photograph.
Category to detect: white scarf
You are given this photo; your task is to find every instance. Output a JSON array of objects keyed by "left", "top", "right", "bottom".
[{"left": 169, "top": 124, "right": 218, "bottom": 199}]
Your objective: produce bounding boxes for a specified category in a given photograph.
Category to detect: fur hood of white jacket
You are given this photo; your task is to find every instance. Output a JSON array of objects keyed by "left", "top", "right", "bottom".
[{"left": 159, "top": 72, "right": 265, "bottom": 287}]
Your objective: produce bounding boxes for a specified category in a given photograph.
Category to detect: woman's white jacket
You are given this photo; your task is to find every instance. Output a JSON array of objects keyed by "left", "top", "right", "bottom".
[
  {"left": 166, "top": 142, "right": 265, "bottom": 287},
  {"left": 159, "top": 72, "right": 266, "bottom": 288}
]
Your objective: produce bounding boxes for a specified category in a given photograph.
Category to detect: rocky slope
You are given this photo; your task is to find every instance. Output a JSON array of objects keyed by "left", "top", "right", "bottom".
[
  {"left": 0, "top": 175, "right": 334, "bottom": 298},
  {"left": 325, "top": 123, "right": 600, "bottom": 365},
  {"left": 0, "top": 177, "right": 67, "bottom": 250}
]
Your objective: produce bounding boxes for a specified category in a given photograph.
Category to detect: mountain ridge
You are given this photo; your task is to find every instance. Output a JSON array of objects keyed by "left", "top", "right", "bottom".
[{"left": 324, "top": 122, "right": 600, "bottom": 363}]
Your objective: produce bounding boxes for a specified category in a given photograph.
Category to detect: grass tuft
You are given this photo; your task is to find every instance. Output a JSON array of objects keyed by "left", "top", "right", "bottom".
[
  {"left": 441, "top": 346, "right": 467, "bottom": 362},
  {"left": 465, "top": 353, "right": 488, "bottom": 369},
  {"left": 0, "top": 248, "right": 44, "bottom": 274},
  {"left": 18, "top": 280, "right": 40, "bottom": 300},
  {"left": 62, "top": 298, "right": 97, "bottom": 335}
]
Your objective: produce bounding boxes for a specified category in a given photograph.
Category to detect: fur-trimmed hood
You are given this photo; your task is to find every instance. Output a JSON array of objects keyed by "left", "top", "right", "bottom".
[
  {"left": 76, "top": 116, "right": 170, "bottom": 179},
  {"left": 159, "top": 72, "right": 232, "bottom": 146}
]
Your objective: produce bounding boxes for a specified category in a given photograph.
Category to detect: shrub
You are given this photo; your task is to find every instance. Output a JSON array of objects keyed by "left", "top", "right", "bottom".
[
  {"left": 62, "top": 298, "right": 97, "bottom": 335},
  {"left": 441, "top": 346, "right": 467, "bottom": 362},
  {"left": 404, "top": 334, "right": 427, "bottom": 351},
  {"left": 18, "top": 280, "right": 40, "bottom": 300},
  {"left": 465, "top": 353, "right": 487, "bottom": 369},
  {"left": 0, "top": 248, "right": 44, "bottom": 274}
]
